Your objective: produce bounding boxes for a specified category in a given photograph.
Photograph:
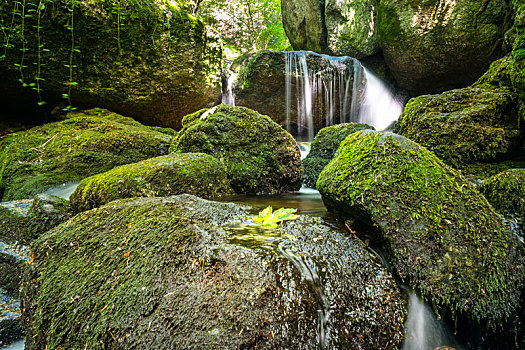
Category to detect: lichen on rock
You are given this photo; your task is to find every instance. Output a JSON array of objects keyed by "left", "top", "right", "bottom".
[
  {"left": 170, "top": 104, "right": 303, "bottom": 195},
  {"left": 70, "top": 153, "right": 234, "bottom": 212}
]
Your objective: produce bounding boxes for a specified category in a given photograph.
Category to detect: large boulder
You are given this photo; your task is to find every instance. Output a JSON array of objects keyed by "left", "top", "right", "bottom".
[
  {"left": 281, "top": 0, "right": 380, "bottom": 59},
  {"left": 395, "top": 84, "right": 521, "bottom": 168},
  {"left": 377, "top": 0, "right": 511, "bottom": 94},
  {"left": 230, "top": 50, "right": 363, "bottom": 137},
  {"left": 70, "top": 153, "right": 234, "bottom": 212},
  {"left": 0, "top": 0, "right": 222, "bottom": 129},
  {"left": 480, "top": 169, "right": 525, "bottom": 236},
  {"left": 21, "top": 195, "right": 407, "bottom": 349},
  {"left": 324, "top": 0, "right": 381, "bottom": 58},
  {"left": 317, "top": 131, "right": 525, "bottom": 328},
  {"left": 171, "top": 105, "right": 302, "bottom": 195},
  {"left": 0, "top": 108, "right": 173, "bottom": 201},
  {"left": 303, "top": 123, "right": 374, "bottom": 188},
  {"left": 281, "top": 0, "right": 325, "bottom": 53}
]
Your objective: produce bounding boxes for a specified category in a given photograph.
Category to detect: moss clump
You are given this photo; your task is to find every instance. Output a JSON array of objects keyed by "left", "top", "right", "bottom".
[
  {"left": 171, "top": 104, "right": 302, "bottom": 195},
  {"left": 317, "top": 131, "right": 525, "bottom": 327},
  {"left": 70, "top": 153, "right": 234, "bottom": 212},
  {"left": 0, "top": 108, "right": 173, "bottom": 201},
  {"left": 396, "top": 85, "right": 521, "bottom": 168},
  {"left": 480, "top": 169, "right": 525, "bottom": 233},
  {"left": 0, "top": 194, "right": 71, "bottom": 244},
  {"left": 21, "top": 195, "right": 406, "bottom": 349},
  {"left": 303, "top": 123, "right": 374, "bottom": 188}
]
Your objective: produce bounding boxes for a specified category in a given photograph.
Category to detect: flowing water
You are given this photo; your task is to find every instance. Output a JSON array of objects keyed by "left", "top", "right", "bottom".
[
  {"left": 222, "top": 51, "right": 403, "bottom": 141},
  {"left": 403, "top": 292, "right": 459, "bottom": 350}
]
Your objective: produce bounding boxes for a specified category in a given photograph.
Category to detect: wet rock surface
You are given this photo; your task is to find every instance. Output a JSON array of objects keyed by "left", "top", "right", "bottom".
[
  {"left": 171, "top": 105, "right": 303, "bottom": 195},
  {"left": 317, "top": 131, "right": 525, "bottom": 329},
  {"left": 21, "top": 194, "right": 407, "bottom": 349},
  {"left": 70, "top": 153, "right": 234, "bottom": 212}
]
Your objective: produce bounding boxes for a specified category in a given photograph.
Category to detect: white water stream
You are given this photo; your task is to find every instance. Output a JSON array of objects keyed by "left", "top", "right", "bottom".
[{"left": 403, "top": 292, "right": 459, "bottom": 350}]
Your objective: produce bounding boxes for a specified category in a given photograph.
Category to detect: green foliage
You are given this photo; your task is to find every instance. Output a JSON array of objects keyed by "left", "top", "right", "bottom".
[
  {"left": 189, "top": 0, "right": 290, "bottom": 54},
  {"left": 252, "top": 206, "right": 299, "bottom": 227}
]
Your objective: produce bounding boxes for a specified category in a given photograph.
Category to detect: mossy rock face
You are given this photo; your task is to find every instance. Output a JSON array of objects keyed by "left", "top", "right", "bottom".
[
  {"left": 70, "top": 153, "right": 234, "bottom": 212},
  {"left": 0, "top": 108, "right": 172, "bottom": 201},
  {"left": 396, "top": 85, "right": 521, "bottom": 168},
  {"left": 324, "top": 0, "right": 381, "bottom": 58},
  {"left": 0, "top": 0, "right": 222, "bottom": 129},
  {"left": 281, "top": 0, "right": 325, "bottom": 53},
  {"left": 0, "top": 195, "right": 71, "bottom": 244},
  {"left": 171, "top": 105, "right": 302, "bottom": 195},
  {"left": 317, "top": 131, "right": 525, "bottom": 327},
  {"left": 303, "top": 123, "right": 374, "bottom": 188},
  {"left": 21, "top": 195, "right": 407, "bottom": 349},
  {"left": 230, "top": 50, "right": 360, "bottom": 137},
  {"left": 0, "top": 254, "right": 25, "bottom": 298},
  {"left": 480, "top": 169, "right": 525, "bottom": 235},
  {"left": 377, "top": 0, "right": 511, "bottom": 94}
]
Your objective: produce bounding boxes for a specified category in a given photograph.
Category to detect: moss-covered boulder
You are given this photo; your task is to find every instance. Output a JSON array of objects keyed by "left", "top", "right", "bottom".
[
  {"left": 395, "top": 71, "right": 521, "bottom": 168},
  {"left": 70, "top": 153, "right": 234, "bottom": 212},
  {"left": 0, "top": 0, "right": 222, "bottom": 129},
  {"left": 171, "top": 105, "right": 302, "bottom": 195},
  {"left": 480, "top": 169, "right": 525, "bottom": 235},
  {"left": 0, "top": 108, "right": 173, "bottom": 201},
  {"left": 317, "top": 131, "right": 525, "bottom": 328},
  {"left": 303, "top": 123, "right": 374, "bottom": 188},
  {"left": 21, "top": 194, "right": 407, "bottom": 349},
  {"left": 377, "top": 0, "right": 511, "bottom": 94}
]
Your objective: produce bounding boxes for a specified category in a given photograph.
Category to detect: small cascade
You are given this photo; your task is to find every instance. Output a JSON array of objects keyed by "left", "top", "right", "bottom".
[
  {"left": 222, "top": 70, "right": 237, "bottom": 106},
  {"left": 403, "top": 292, "right": 458, "bottom": 350},
  {"left": 284, "top": 51, "right": 402, "bottom": 141},
  {"left": 356, "top": 67, "right": 403, "bottom": 131},
  {"left": 229, "top": 226, "right": 330, "bottom": 349},
  {"left": 297, "top": 141, "right": 311, "bottom": 160}
]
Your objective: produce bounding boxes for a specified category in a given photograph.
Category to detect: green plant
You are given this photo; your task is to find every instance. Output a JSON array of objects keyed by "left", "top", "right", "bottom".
[{"left": 252, "top": 206, "right": 299, "bottom": 227}]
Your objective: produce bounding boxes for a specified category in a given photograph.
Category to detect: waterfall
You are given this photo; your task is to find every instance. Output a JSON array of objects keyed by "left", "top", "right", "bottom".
[
  {"left": 222, "top": 71, "right": 237, "bottom": 106},
  {"left": 284, "top": 51, "right": 402, "bottom": 140},
  {"left": 356, "top": 67, "right": 403, "bottom": 131},
  {"left": 403, "top": 292, "right": 458, "bottom": 350}
]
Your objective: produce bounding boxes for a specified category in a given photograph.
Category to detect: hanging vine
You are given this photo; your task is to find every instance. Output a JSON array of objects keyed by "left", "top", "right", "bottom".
[{"left": 63, "top": 0, "right": 78, "bottom": 111}]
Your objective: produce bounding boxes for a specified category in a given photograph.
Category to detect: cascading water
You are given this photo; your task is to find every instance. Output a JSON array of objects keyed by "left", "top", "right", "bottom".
[
  {"left": 403, "top": 292, "right": 459, "bottom": 350},
  {"left": 283, "top": 51, "right": 403, "bottom": 140},
  {"left": 222, "top": 71, "right": 237, "bottom": 106}
]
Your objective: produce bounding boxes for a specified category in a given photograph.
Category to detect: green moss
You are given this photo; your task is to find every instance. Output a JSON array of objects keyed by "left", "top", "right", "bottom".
[
  {"left": 0, "top": 0, "right": 222, "bottom": 128},
  {"left": 480, "top": 169, "right": 525, "bottom": 231},
  {"left": 0, "top": 108, "right": 172, "bottom": 201},
  {"left": 171, "top": 104, "right": 302, "bottom": 195},
  {"left": 303, "top": 123, "right": 374, "bottom": 187},
  {"left": 317, "top": 131, "right": 525, "bottom": 326},
  {"left": 70, "top": 153, "right": 234, "bottom": 212},
  {"left": 396, "top": 86, "right": 521, "bottom": 168}
]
